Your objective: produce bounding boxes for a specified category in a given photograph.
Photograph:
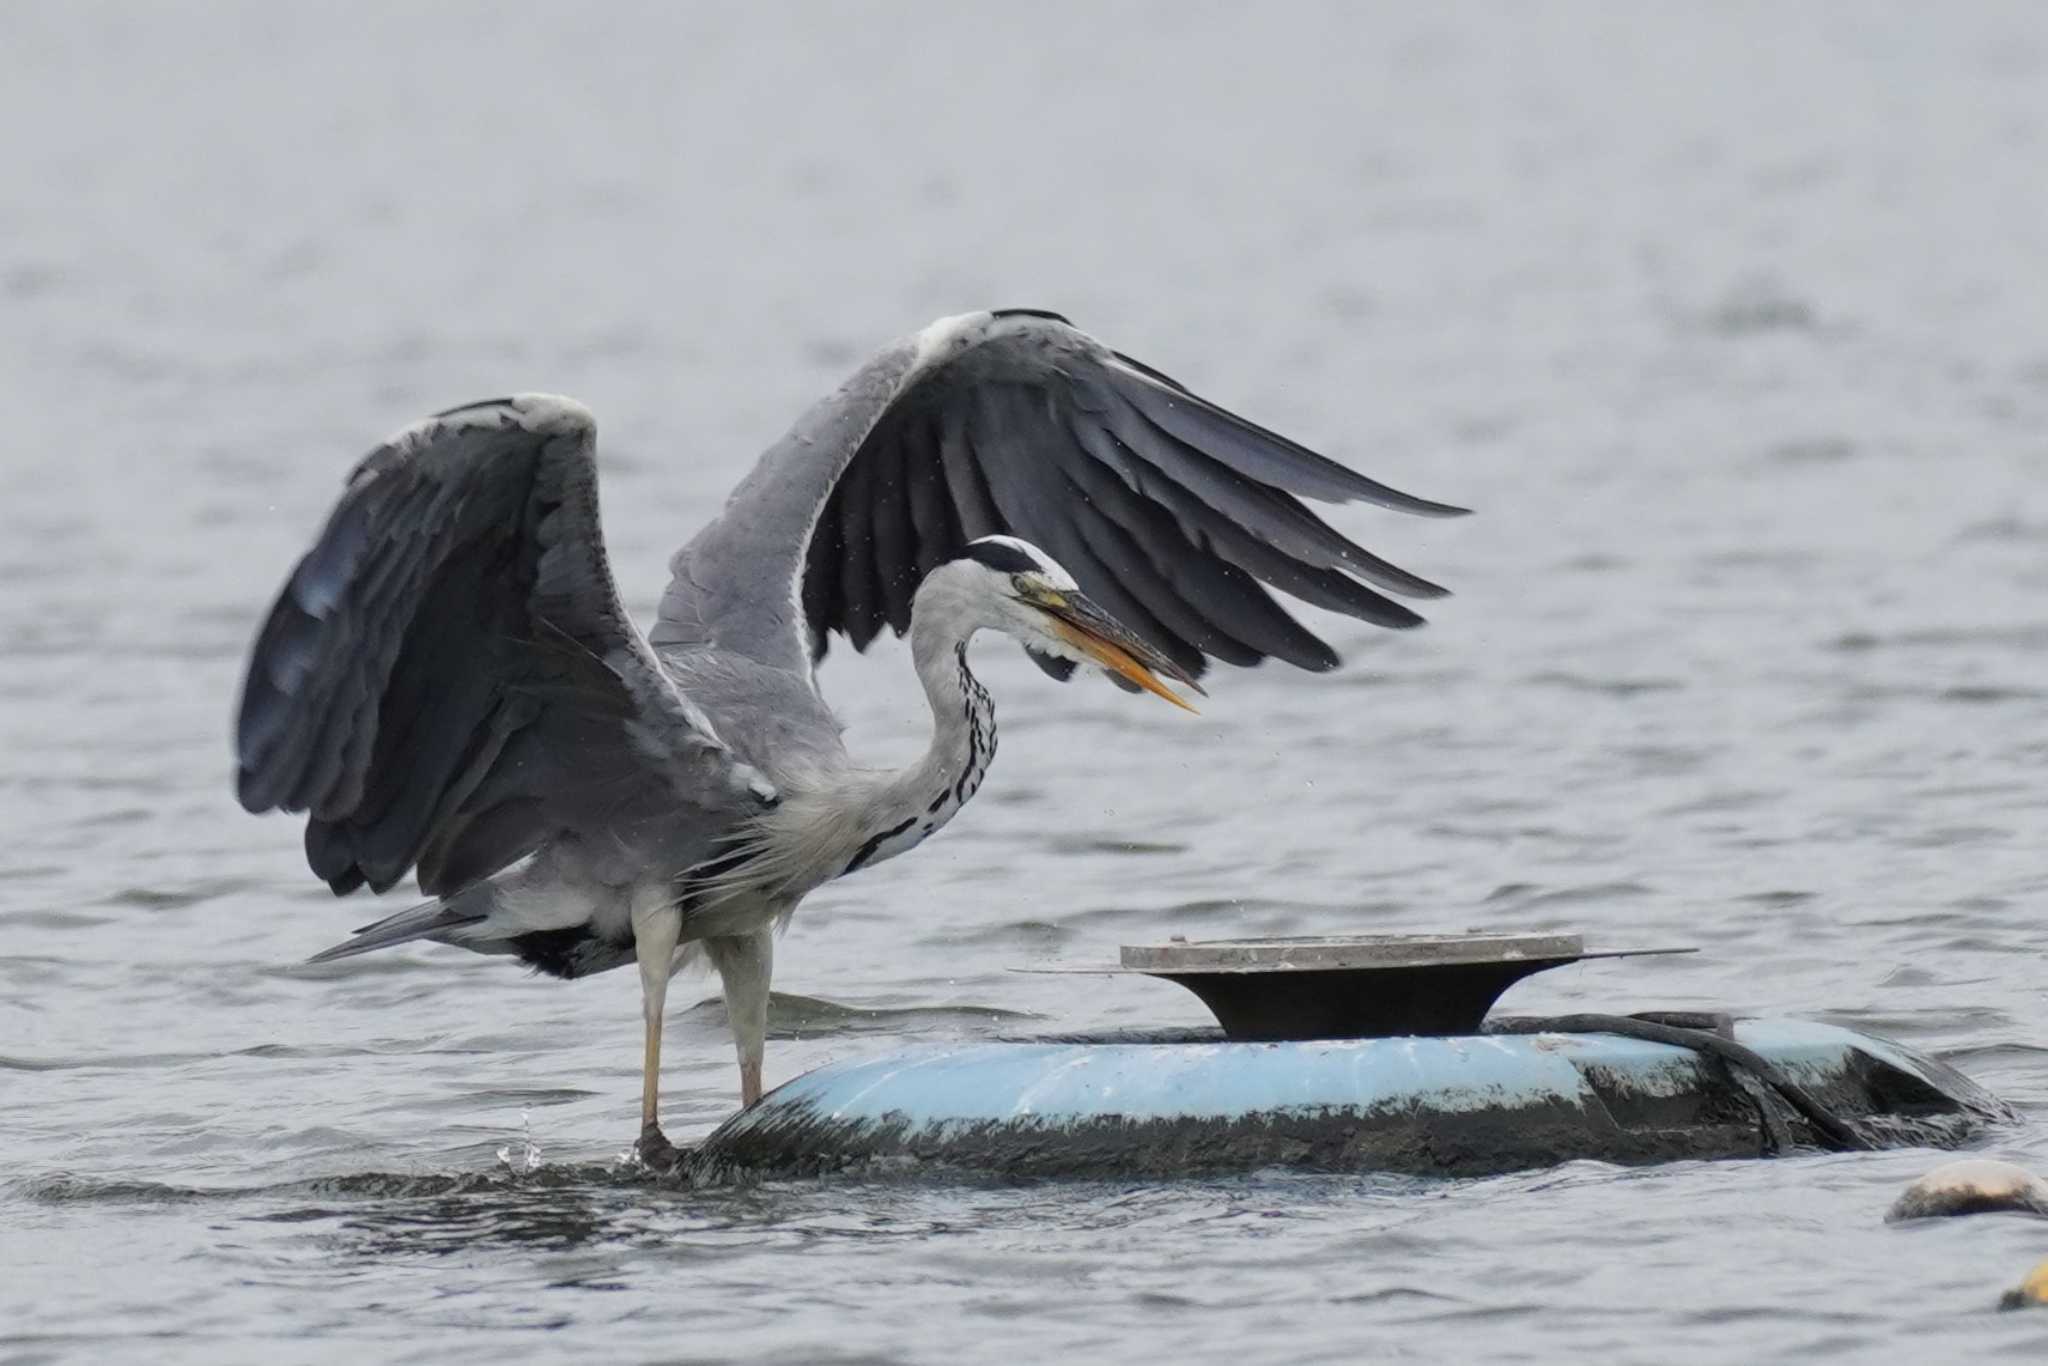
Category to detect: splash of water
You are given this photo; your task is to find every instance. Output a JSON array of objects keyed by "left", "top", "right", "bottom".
[{"left": 495, "top": 1106, "right": 543, "bottom": 1174}]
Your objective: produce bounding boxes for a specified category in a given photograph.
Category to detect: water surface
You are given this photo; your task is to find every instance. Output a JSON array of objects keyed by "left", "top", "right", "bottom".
[{"left": 5, "top": 3, "right": 2048, "bottom": 1361}]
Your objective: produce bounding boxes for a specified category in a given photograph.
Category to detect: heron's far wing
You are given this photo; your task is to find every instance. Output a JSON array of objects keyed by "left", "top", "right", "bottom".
[
  {"left": 661, "top": 309, "right": 1465, "bottom": 681},
  {"left": 235, "top": 395, "right": 774, "bottom": 898}
]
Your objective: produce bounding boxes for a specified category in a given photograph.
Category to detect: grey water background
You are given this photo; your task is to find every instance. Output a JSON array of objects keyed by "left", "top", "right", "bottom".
[{"left": 3, "top": 1, "right": 2048, "bottom": 1360}]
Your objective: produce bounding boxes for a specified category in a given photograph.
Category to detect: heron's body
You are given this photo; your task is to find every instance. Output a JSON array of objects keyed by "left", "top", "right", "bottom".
[{"left": 234, "top": 309, "right": 1463, "bottom": 1161}]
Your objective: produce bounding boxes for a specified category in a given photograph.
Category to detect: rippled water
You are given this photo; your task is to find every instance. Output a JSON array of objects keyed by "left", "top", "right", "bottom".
[{"left": 6, "top": 2, "right": 2048, "bottom": 1360}]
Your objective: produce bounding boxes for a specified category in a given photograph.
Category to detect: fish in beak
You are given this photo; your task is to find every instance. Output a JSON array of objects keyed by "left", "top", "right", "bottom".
[{"left": 1029, "top": 588, "right": 1206, "bottom": 712}]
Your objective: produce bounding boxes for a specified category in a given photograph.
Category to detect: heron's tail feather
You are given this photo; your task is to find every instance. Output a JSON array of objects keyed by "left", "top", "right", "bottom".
[{"left": 307, "top": 899, "right": 483, "bottom": 963}]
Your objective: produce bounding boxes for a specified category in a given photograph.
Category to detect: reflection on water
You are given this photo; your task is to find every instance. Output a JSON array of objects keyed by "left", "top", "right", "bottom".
[
  {"left": 312, "top": 1184, "right": 629, "bottom": 1260},
  {"left": 681, "top": 991, "right": 1039, "bottom": 1042}
]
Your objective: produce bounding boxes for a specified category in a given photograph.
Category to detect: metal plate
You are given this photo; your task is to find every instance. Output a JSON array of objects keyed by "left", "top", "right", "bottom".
[
  {"left": 1020, "top": 934, "right": 1696, "bottom": 1040},
  {"left": 1119, "top": 932, "right": 1587, "bottom": 973}
]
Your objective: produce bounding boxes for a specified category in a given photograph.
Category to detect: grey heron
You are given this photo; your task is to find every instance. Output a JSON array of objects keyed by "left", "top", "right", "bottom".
[{"left": 233, "top": 309, "right": 1463, "bottom": 1164}]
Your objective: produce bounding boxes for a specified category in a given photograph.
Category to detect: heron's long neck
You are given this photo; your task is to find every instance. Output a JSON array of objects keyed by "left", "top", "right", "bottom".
[
  {"left": 834, "top": 613, "right": 996, "bottom": 878},
  {"left": 722, "top": 598, "right": 996, "bottom": 901}
]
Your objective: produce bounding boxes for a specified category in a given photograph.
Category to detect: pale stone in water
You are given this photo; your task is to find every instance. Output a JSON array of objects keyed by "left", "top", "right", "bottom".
[{"left": 1886, "top": 1159, "right": 2048, "bottom": 1223}]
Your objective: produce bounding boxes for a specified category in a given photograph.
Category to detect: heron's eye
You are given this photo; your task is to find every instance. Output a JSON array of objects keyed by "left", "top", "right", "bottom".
[{"left": 1011, "top": 574, "right": 1035, "bottom": 597}]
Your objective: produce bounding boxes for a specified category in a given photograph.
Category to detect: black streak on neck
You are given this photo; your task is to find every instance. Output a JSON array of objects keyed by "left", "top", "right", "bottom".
[
  {"left": 843, "top": 815, "right": 916, "bottom": 876},
  {"left": 843, "top": 644, "right": 995, "bottom": 878},
  {"left": 952, "top": 644, "right": 995, "bottom": 803}
]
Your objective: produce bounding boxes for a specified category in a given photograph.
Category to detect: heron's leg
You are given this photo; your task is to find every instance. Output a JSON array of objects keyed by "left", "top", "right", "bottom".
[
  {"left": 705, "top": 929, "right": 774, "bottom": 1107},
  {"left": 631, "top": 896, "right": 683, "bottom": 1168}
]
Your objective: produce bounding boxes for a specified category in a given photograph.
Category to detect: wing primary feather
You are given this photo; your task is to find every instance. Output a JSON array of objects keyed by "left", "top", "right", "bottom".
[
  {"left": 1113, "top": 367, "right": 1470, "bottom": 517},
  {"left": 1105, "top": 348, "right": 1194, "bottom": 395},
  {"left": 1072, "top": 422, "right": 1424, "bottom": 629},
  {"left": 1047, "top": 463, "right": 1265, "bottom": 667},
  {"left": 934, "top": 398, "right": 1004, "bottom": 540},
  {"left": 903, "top": 407, "right": 964, "bottom": 583},
  {"left": 865, "top": 432, "right": 918, "bottom": 636},
  {"left": 1050, "top": 447, "right": 1332, "bottom": 668},
  {"left": 968, "top": 387, "right": 1205, "bottom": 675},
  {"left": 833, "top": 450, "right": 886, "bottom": 649},
  {"left": 1098, "top": 388, "right": 1452, "bottom": 600},
  {"left": 292, "top": 488, "right": 463, "bottom": 816}
]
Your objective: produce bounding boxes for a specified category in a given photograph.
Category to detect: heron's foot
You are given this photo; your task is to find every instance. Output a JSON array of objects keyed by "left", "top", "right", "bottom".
[{"left": 635, "top": 1122, "right": 681, "bottom": 1174}]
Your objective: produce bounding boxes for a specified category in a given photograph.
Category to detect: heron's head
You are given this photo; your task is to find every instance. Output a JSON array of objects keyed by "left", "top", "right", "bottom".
[{"left": 918, "top": 535, "right": 1204, "bottom": 711}]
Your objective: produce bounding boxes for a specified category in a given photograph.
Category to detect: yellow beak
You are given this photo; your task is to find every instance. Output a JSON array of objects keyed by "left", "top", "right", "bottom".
[{"left": 1037, "top": 592, "right": 1205, "bottom": 713}]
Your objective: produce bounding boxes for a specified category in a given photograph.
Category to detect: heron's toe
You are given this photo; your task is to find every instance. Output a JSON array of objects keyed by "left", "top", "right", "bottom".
[{"left": 636, "top": 1122, "right": 682, "bottom": 1173}]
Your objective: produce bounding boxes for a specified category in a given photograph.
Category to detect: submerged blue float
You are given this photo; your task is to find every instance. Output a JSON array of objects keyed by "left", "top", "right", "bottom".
[{"left": 698, "top": 1019, "right": 2011, "bottom": 1179}]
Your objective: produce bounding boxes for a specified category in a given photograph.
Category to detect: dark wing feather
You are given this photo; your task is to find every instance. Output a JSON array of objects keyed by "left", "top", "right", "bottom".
[
  {"left": 235, "top": 395, "right": 770, "bottom": 898},
  {"left": 867, "top": 435, "right": 919, "bottom": 636},
  {"left": 833, "top": 447, "right": 886, "bottom": 651},
  {"left": 800, "top": 311, "right": 1464, "bottom": 676},
  {"left": 902, "top": 409, "right": 962, "bottom": 586}
]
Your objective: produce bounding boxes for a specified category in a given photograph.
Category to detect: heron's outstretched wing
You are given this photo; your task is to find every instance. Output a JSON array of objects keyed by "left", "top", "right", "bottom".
[
  {"left": 656, "top": 310, "right": 1464, "bottom": 681},
  {"left": 236, "top": 395, "right": 773, "bottom": 898}
]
